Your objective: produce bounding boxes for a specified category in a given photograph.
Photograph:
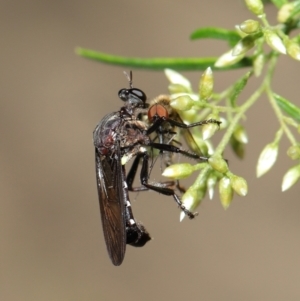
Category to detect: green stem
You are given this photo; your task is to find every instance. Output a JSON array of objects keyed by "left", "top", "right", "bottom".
[
  {"left": 259, "top": 14, "right": 270, "bottom": 27},
  {"left": 265, "top": 87, "right": 297, "bottom": 145},
  {"left": 211, "top": 85, "right": 234, "bottom": 101},
  {"left": 263, "top": 53, "right": 297, "bottom": 145},
  {"left": 188, "top": 165, "right": 211, "bottom": 190},
  {"left": 214, "top": 54, "right": 279, "bottom": 156},
  {"left": 214, "top": 85, "right": 263, "bottom": 155}
]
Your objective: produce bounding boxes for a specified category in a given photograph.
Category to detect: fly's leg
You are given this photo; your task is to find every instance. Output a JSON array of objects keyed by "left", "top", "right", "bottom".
[
  {"left": 139, "top": 151, "right": 197, "bottom": 219},
  {"left": 126, "top": 153, "right": 177, "bottom": 192}
]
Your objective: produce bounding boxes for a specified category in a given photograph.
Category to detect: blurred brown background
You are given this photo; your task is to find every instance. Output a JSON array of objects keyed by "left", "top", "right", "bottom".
[{"left": 1, "top": 0, "right": 300, "bottom": 300}]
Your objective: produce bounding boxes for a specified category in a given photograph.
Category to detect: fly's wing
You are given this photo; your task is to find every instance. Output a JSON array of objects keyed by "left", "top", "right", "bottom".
[
  {"left": 95, "top": 147, "right": 126, "bottom": 266},
  {"left": 177, "top": 115, "right": 204, "bottom": 157}
]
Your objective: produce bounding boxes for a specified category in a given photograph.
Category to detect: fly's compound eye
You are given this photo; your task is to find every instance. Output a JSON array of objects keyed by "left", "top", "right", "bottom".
[
  {"left": 129, "top": 88, "right": 147, "bottom": 103},
  {"left": 118, "top": 88, "right": 130, "bottom": 101},
  {"left": 148, "top": 104, "right": 169, "bottom": 122},
  {"left": 118, "top": 88, "right": 147, "bottom": 107}
]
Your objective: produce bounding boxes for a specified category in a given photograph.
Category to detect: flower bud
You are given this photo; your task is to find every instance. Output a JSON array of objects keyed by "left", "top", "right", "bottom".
[
  {"left": 230, "top": 135, "right": 245, "bottom": 159},
  {"left": 180, "top": 109, "right": 199, "bottom": 125},
  {"left": 233, "top": 124, "right": 248, "bottom": 144},
  {"left": 235, "top": 25, "right": 248, "bottom": 38},
  {"left": 180, "top": 186, "right": 206, "bottom": 221},
  {"left": 219, "top": 177, "right": 233, "bottom": 210},
  {"left": 264, "top": 28, "right": 286, "bottom": 54},
  {"left": 179, "top": 190, "right": 203, "bottom": 221},
  {"left": 229, "top": 174, "right": 248, "bottom": 196},
  {"left": 244, "top": 0, "right": 264, "bottom": 15},
  {"left": 208, "top": 155, "right": 229, "bottom": 174},
  {"left": 162, "top": 163, "right": 194, "bottom": 179},
  {"left": 285, "top": 38, "right": 300, "bottom": 61},
  {"left": 256, "top": 142, "right": 279, "bottom": 177},
  {"left": 239, "top": 19, "right": 261, "bottom": 34},
  {"left": 168, "top": 83, "right": 190, "bottom": 94},
  {"left": 201, "top": 114, "right": 220, "bottom": 140},
  {"left": 253, "top": 53, "right": 264, "bottom": 77},
  {"left": 170, "top": 94, "right": 194, "bottom": 111},
  {"left": 180, "top": 169, "right": 208, "bottom": 221},
  {"left": 287, "top": 145, "right": 300, "bottom": 160},
  {"left": 214, "top": 49, "right": 245, "bottom": 68},
  {"left": 199, "top": 67, "right": 214, "bottom": 100},
  {"left": 165, "top": 69, "right": 192, "bottom": 92},
  {"left": 277, "top": 3, "right": 296, "bottom": 23},
  {"left": 281, "top": 164, "right": 300, "bottom": 191},
  {"left": 219, "top": 117, "right": 228, "bottom": 130},
  {"left": 207, "top": 174, "right": 218, "bottom": 200},
  {"left": 232, "top": 36, "right": 255, "bottom": 56}
]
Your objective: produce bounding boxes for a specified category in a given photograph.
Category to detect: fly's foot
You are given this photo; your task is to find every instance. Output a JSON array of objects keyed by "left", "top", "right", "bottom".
[{"left": 179, "top": 204, "right": 198, "bottom": 219}]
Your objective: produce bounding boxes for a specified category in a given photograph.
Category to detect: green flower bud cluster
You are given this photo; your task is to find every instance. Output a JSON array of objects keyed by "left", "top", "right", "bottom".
[
  {"left": 219, "top": 174, "right": 248, "bottom": 210},
  {"left": 165, "top": 68, "right": 220, "bottom": 137},
  {"left": 178, "top": 165, "right": 248, "bottom": 219},
  {"left": 167, "top": 153, "right": 249, "bottom": 214},
  {"left": 163, "top": 68, "right": 236, "bottom": 218},
  {"left": 208, "top": 156, "right": 248, "bottom": 209},
  {"left": 162, "top": 67, "right": 254, "bottom": 216},
  {"left": 78, "top": 1, "right": 300, "bottom": 222},
  {"left": 215, "top": 0, "right": 300, "bottom": 69}
]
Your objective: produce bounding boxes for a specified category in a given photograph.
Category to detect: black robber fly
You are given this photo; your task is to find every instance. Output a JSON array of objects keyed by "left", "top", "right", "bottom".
[{"left": 93, "top": 72, "right": 220, "bottom": 266}]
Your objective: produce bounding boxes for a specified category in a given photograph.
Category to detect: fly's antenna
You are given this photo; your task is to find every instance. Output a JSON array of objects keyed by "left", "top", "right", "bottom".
[{"left": 123, "top": 70, "right": 133, "bottom": 88}]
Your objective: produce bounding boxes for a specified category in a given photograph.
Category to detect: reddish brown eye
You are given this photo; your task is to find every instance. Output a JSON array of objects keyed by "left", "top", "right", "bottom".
[{"left": 147, "top": 104, "right": 169, "bottom": 122}]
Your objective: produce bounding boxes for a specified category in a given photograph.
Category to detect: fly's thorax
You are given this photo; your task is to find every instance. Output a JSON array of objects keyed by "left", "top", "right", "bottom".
[{"left": 93, "top": 112, "right": 121, "bottom": 155}]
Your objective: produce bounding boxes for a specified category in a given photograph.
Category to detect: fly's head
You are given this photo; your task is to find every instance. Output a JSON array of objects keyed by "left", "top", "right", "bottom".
[{"left": 118, "top": 87, "right": 147, "bottom": 113}]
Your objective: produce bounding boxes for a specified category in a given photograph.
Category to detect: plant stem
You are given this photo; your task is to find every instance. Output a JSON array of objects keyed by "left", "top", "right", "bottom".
[
  {"left": 214, "top": 54, "right": 280, "bottom": 156},
  {"left": 265, "top": 87, "right": 297, "bottom": 145},
  {"left": 214, "top": 85, "right": 262, "bottom": 156}
]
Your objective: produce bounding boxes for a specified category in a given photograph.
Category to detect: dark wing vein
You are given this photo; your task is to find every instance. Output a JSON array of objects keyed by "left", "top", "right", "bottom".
[{"left": 95, "top": 147, "right": 126, "bottom": 266}]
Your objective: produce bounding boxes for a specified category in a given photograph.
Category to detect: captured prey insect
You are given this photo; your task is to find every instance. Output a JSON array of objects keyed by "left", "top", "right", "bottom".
[
  {"left": 144, "top": 94, "right": 221, "bottom": 192},
  {"left": 93, "top": 72, "right": 221, "bottom": 266}
]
